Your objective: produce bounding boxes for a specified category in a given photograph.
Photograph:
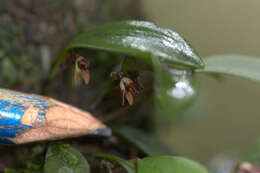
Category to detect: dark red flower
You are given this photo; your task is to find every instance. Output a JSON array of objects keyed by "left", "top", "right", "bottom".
[{"left": 111, "top": 72, "right": 141, "bottom": 105}]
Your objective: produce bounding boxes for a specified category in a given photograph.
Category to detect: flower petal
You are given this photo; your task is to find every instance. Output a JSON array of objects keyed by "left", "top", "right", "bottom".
[
  {"left": 125, "top": 91, "right": 134, "bottom": 105},
  {"left": 73, "top": 66, "right": 81, "bottom": 87},
  {"left": 80, "top": 69, "right": 90, "bottom": 84}
]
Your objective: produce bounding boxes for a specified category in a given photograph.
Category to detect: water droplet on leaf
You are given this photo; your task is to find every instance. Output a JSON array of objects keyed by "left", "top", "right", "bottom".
[
  {"left": 166, "top": 68, "right": 195, "bottom": 100},
  {"left": 154, "top": 62, "right": 198, "bottom": 122}
]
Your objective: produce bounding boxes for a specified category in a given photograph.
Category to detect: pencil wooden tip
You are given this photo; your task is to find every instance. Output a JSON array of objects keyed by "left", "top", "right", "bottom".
[{"left": 11, "top": 98, "right": 111, "bottom": 144}]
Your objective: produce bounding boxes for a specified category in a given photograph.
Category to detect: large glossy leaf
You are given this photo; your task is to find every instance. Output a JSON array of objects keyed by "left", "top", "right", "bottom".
[
  {"left": 91, "top": 152, "right": 136, "bottom": 173},
  {"left": 65, "top": 20, "right": 204, "bottom": 69},
  {"left": 113, "top": 126, "right": 177, "bottom": 156},
  {"left": 137, "top": 156, "right": 208, "bottom": 173},
  {"left": 197, "top": 55, "right": 260, "bottom": 82},
  {"left": 44, "top": 143, "right": 90, "bottom": 173}
]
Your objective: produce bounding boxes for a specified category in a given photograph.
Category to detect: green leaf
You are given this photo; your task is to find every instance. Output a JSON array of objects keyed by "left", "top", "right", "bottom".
[
  {"left": 137, "top": 156, "right": 208, "bottom": 173},
  {"left": 197, "top": 55, "right": 260, "bottom": 82},
  {"left": 3, "top": 169, "right": 15, "bottom": 173},
  {"left": 63, "top": 20, "right": 204, "bottom": 69},
  {"left": 4, "top": 163, "right": 42, "bottom": 173},
  {"left": 91, "top": 152, "right": 136, "bottom": 173},
  {"left": 4, "top": 161, "right": 43, "bottom": 173},
  {"left": 4, "top": 169, "right": 19, "bottom": 173},
  {"left": 113, "top": 126, "right": 177, "bottom": 156},
  {"left": 44, "top": 143, "right": 90, "bottom": 173}
]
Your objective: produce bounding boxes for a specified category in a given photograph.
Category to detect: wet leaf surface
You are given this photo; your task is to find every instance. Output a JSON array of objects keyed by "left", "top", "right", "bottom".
[
  {"left": 54, "top": 20, "right": 204, "bottom": 76},
  {"left": 44, "top": 143, "right": 90, "bottom": 173}
]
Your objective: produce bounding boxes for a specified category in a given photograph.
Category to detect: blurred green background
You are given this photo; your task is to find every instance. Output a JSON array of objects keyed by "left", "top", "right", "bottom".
[{"left": 142, "top": 0, "right": 260, "bottom": 163}]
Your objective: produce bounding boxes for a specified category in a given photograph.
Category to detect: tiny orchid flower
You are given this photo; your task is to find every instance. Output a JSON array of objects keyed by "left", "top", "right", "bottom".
[
  {"left": 73, "top": 56, "right": 90, "bottom": 86},
  {"left": 110, "top": 72, "right": 141, "bottom": 105}
]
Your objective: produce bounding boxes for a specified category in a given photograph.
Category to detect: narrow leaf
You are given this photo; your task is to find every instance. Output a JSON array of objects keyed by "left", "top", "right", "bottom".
[
  {"left": 114, "top": 126, "right": 177, "bottom": 156},
  {"left": 137, "top": 156, "right": 208, "bottom": 173},
  {"left": 197, "top": 55, "right": 260, "bottom": 82},
  {"left": 91, "top": 152, "right": 136, "bottom": 173},
  {"left": 44, "top": 143, "right": 90, "bottom": 173}
]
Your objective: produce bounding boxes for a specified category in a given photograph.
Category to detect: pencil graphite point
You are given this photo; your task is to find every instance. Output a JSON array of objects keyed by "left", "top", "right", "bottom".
[{"left": 0, "top": 88, "right": 111, "bottom": 144}]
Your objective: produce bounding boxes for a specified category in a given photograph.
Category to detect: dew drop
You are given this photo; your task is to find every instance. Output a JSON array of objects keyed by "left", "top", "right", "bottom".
[{"left": 167, "top": 68, "right": 195, "bottom": 100}]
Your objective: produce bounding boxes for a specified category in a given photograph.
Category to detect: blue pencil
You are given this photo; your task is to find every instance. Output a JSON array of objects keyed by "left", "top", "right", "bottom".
[{"left": 0, "top": 88, "right": 111, "bottom": 144}]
